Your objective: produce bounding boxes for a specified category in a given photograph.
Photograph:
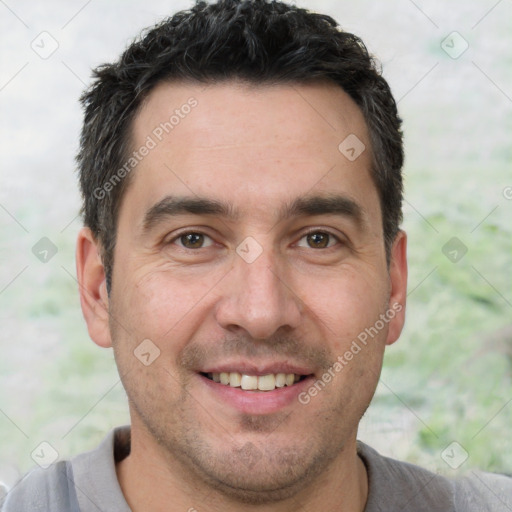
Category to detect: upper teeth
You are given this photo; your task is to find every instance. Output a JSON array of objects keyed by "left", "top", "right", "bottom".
[{"left": 210, "top": 372, "right": 300, "bottom": 391}]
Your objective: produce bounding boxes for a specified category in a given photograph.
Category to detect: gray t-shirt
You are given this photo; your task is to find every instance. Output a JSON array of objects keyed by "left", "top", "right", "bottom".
[{"left": 2, "top": 425, "right": 512, "bottom": 511}]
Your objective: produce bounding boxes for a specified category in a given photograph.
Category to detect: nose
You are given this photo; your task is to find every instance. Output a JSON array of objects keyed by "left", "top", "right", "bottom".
[{"left": 214, "top": 244, "right": 302, "bottom": 340}]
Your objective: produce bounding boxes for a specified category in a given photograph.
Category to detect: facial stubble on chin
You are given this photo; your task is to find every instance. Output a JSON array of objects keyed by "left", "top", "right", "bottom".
[
  {"left": 109, "top": 317, "right": 383, "bottom": 504},
  {"left": 119, "top": 368, "right": 373, "bottom": 505}
]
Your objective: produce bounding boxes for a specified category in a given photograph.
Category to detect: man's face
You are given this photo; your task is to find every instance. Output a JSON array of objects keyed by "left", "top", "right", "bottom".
[{"left": 82, "top": 80, "right": 406, "bottom": 500}]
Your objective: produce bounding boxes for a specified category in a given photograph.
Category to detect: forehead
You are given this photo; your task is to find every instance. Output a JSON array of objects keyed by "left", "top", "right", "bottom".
[
  {"left": 134, "top": 79, "right": 368, "bottom": 153},
  {"left": 124, "top": 80, "right": 378, "bottom": 225}
]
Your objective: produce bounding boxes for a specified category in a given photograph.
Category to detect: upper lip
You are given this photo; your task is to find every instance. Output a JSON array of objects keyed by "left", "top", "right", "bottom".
[{"left": 198, "top": 360, "right": 314, "bottom": 376}]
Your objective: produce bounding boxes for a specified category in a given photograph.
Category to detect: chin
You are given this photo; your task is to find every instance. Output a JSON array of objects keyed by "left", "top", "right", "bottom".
[{"left": 176, "top": 437, "right": 340, "bottom": 505}]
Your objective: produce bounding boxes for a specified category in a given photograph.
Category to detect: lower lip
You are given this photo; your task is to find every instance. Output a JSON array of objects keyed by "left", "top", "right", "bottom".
[{"left": 198, "top": 374, "right": 314, "bottom": 415}]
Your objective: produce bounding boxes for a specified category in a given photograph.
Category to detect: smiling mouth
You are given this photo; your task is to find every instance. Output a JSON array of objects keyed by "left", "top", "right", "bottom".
[{"left": 201, "top": 372, "right": 310, "bottom": 391}]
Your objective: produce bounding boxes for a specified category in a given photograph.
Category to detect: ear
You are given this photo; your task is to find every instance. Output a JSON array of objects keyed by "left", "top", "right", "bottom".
[
  {"left": 385, "top": 230, "right": 407, "bottom": 346},
  {"left": 76, "top": 227, "right": 112, "bottom": 348}
]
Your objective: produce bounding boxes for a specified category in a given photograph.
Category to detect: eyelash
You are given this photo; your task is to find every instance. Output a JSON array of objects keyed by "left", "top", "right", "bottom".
[
  {"left": 168, "top": 229, "right": 343, "bottom": 250},
  {"left": 297, "top": 229, "right": 342, "bottom": 249}
]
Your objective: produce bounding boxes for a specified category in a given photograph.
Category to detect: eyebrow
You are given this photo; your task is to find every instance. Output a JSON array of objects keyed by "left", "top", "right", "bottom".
[
  {"left": 142, "top": 196, "right": 239, "bottom": 232},
  {"left": 282, "top": 195, "right": 365, "bottom": 226},
  {"left": 142, "top": 193, "right": 366, "bottom": 233}
]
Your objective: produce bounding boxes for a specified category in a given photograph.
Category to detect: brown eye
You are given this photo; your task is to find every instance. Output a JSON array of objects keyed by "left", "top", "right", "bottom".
[
  {"left": 176, "top": 232, "right": 212, "bottom": 249},
  {"left": 297, "top": 231, "right": 338, "bottom": 249},
  {"left": 307, "top": 232, "right": 329, "bottom": 248}
]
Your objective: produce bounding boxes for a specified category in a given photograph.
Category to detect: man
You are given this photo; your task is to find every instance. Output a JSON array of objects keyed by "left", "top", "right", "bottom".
[{"left": 2, "top": 0, "right": 511, "bottom": 510}]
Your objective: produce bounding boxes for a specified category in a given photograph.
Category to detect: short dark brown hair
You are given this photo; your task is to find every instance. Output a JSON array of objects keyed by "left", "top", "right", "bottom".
[{"left": 77, "top": 0, "right": 403, "bottom": 291}]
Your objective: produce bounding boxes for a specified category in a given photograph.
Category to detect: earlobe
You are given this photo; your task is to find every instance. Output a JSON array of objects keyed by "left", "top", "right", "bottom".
[
  {"left": 385, "top": 230, "right": 408, "bottom": 346},
  {"left": 76, "top": 227, "right": 112, "bottom": 348}
]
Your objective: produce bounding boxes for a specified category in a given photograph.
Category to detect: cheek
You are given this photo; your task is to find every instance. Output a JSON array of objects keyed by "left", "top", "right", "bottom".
[
  {"left": 297, "top": 265, "right": 389, "bottom": 350},
  {"left": 112, "top": 262, "right": 224, "bottom": 345}
]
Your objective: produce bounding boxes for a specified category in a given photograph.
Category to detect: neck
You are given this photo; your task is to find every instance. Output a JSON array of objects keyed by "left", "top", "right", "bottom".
[{"left": 116, "top": 424, "right": 368, "bottom": 512}]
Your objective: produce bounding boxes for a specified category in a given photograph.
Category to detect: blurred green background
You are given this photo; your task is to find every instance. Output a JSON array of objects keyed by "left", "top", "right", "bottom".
[{"left": 0, "top": 0, "right": 511, "bottom": 487}]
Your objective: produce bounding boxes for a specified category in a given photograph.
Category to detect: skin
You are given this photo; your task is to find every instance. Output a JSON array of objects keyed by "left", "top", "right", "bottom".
[{"left": 77, "top": 80, "right": 407, "bottom": 512}]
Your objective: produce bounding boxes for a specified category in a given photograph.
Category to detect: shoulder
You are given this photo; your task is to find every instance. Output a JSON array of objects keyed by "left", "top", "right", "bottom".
[
  {"left": 1, "top": 426, "right": 129, "bottom": 512},
  {"left": 454, "top": 470, "right": 512, "bottom": 511},
  {"left": 358, "top": 441, "right": 455, "bottom": 511},
  {"left": 358, "top": 441, "right": 512, "bottom": 511},
  {"left": 0, "top": 461, "right": 79, "bottom": 512}
]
